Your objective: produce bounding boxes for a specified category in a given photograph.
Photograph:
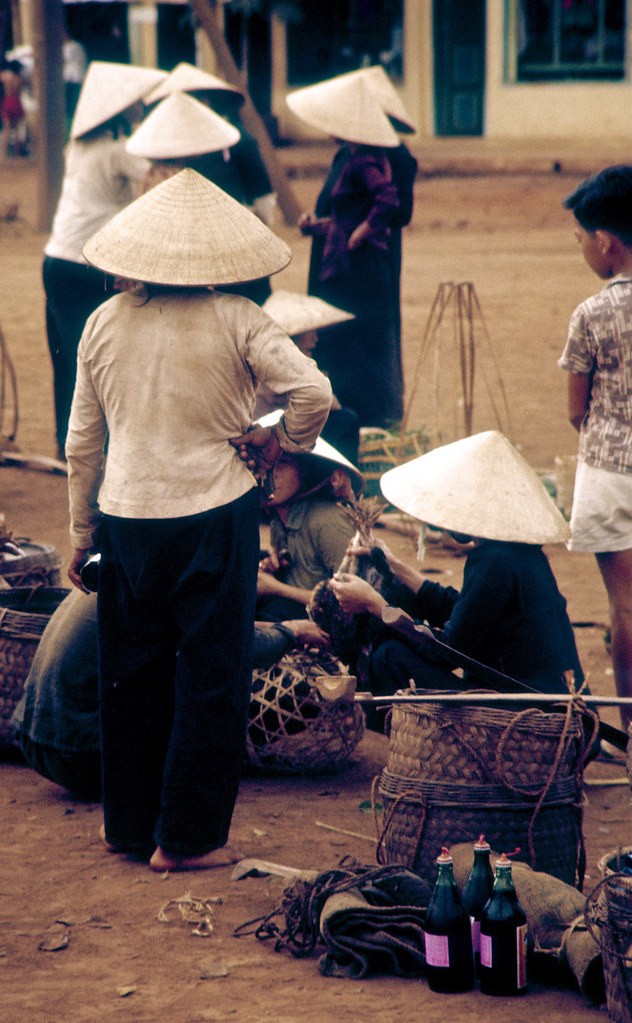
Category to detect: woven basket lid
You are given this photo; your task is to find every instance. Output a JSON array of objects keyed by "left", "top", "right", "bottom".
[
  {"left": 286, "top": 75, "right": 400, "bottom": 148},
  {"left": 82, "top": 168, "right": 291, "bottom": 287},
  {"left": 70, "top": 61, "right": 168, "bottom": 140},
  {"left": 380, "top": 431, "right": 570, "bottom": 545},
  {"left": 335, "top": 65, "right": 416, "bottom": 133},
  {"left": 263, "top": 290, "right": 354, "bottom": 337},
  {"left": 257, "top": 410, "right": 364, "bottom": 490},
  {"left": 144, "top": 61, "right": 243, "bottom": 105},
  {"left": 126, "top": 92, "right": 240, "bottom": 159}
]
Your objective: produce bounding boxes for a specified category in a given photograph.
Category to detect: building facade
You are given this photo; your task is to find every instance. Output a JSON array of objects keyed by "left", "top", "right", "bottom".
[{"left": 17, "top": 0, "right": 632, "bottom": 141}]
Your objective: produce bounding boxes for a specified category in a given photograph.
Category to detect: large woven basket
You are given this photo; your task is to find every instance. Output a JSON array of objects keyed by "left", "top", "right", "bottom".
[
  {"left": 0, "top": 586, "right": 70, "bottom": 751},
  {"left": 0, "top": 538, "right": 61, "bottom": 588},
  {"left": 376, "top": 694, "right": 589, "bottom": 890},
  {"left": 586, "top": 869, "right": 632, "bottom": 1023},
  {"left": 246, "top": 648, "right": 365, "bottom": 774},
  {"left": 358, "top": 427, "right": 429, "bottom": 499}
]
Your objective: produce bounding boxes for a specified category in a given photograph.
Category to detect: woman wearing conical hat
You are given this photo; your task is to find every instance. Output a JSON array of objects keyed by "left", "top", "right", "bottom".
[
  {"left": 65, "top": 169, "right": 332, "bottom": 870},
  {"left": 144, "top": 61, "right": 276, "bottom": 306},
  {"left": 287, "top": 70, "right": 415, "bottom": 429},
  {"left": 254, "top": 410, "right": 363, "bottom": 624},
  {"left": 43, "top": 61, "right": 167, "bottom": 459},
  {"left": 328, "top": 432, "right": 584, "bottom": 729}
]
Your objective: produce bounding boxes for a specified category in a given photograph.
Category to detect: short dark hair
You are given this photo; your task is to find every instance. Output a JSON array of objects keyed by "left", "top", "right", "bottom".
[{"left": 563, "top": 165, "right": 632, "bottom": 245}]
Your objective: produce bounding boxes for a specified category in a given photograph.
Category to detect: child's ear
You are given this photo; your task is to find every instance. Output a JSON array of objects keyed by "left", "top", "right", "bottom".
[
  {"left": 330, "top": 467, "right": 352, "bottom": 498},
  {"left": 594, "top": 229, "right": 615, "bottom": 254}
]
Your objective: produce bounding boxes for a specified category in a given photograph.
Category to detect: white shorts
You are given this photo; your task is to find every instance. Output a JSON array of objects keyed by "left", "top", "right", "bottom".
[{"left": 568, "top": 461, "right": 632, "bottom": 553}]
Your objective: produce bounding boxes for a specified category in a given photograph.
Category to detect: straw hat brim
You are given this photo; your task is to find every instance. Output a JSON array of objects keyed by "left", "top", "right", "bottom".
[
  {"left": 126, "top": 92, "right": 240, "bottom": 159},
  {"left": 82, "top": 168, "right": 291, "bottom": 287},
  {"left": 380, "top": 431, "right": 570, "bottom": 545},
  {"left": 144, "top": 61, "right": 243, "bottom": 106},
  {"left": 286, "top": 76, "right": 400, "bottom": 148},
  {"left": 262, "top": 290, "right": 354, "bottom": 337},
  {"left": 336, "top": 66, "right": 416, "bottom": 133},
  {"left": 70, "top": 62, "right": 168, "bottom": 140},
  {"left": 257, "top": 410, "right": 364, "bottom": 491}
]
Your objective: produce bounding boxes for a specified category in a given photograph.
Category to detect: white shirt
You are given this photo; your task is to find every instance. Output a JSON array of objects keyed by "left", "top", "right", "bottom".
[
  {"left": 44, "top": 135, "right": 149, "bottom": 265},
  {"left": 66, "top": 289, "right": 332, "bottom": 549}
]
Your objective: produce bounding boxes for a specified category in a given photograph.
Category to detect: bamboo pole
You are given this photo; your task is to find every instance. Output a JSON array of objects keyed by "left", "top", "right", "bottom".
[{"left": 354, "top": 691, "right": 632, "bottom": 707}]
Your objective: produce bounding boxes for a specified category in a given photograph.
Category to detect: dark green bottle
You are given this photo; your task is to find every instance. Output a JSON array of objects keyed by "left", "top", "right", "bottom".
[
  {"left": 479, "top": 852, "right": 528, "bottom": 996},
  {"left": 423, "top": 847, "right": 475, "bottom": 993},
  {"left": 461, "top": 834, "right": 494, "bottom": 973}
]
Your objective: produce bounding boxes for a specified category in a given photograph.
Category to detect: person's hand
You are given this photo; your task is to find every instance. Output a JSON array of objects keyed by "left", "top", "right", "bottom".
[
  {"left": 230, "top": 425, "right": 281, "bottom": 481},
  {"left": 348, "top": 220, "right": 371, "bottom": 251},
  {"left": 330, "top": 573, "right": 387, "bottom": 617},
  {"left": 68, "top": 547, "right": 91, "bottom": 592},
  {"left": 283, "top": 619, "right": 331, "bottom": 650},
  {"left": 298, "top": 212, "right": 331, "bottom": 237},
  {"left": 257, "top": 568, "right": 285, "bottom": 596}
]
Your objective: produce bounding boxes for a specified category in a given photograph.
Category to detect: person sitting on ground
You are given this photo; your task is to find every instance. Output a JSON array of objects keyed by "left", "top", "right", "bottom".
[
  {"left": 256, "top": 411, "right": 364, "bottom": 623},
  {"left": 11, "top": 589, "right": 329, "bottom": 802},
  {"left": 255, "top": 290, "right": 361, "bottom": 465},
  {"left": 327, "top": 431, "right": 584, "bottom": 730}
]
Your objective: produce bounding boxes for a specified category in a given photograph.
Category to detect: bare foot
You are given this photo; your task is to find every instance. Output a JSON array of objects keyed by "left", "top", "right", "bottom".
[
  {"left": 149, "top": 845, "right": 242, "bottom": 873},
  {"left": 99, "top": 823, "right": 120, "bottom": 854}
]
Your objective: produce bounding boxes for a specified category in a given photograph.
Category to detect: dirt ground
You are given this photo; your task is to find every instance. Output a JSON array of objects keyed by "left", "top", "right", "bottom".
[{"left": 1, "top": 152, "right": 631, "bottom": 1023}]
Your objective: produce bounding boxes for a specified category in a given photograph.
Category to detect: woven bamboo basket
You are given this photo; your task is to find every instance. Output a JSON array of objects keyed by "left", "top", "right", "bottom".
[
  {"left": 246, "top": 648, "right": 365, "bottom": 775},
  {"left": 0, "top": 538, "right": 61, "bottom": 588},
  {"left": 585, "top": 871, "right": 632, "bottom": 1023},
  {"left": 376, "top": 693, "right": 589, "bottom": 889},
  {"left": 0, "top": 586, "right": 70, "bottom": 751},
  {"left": 358, "top": 427, "right": 430, "bottom": 499}
]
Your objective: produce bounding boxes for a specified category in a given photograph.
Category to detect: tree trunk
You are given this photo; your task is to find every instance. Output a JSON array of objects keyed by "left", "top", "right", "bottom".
[{"left": 189, "top": 0, "right": 302, "bottom": 226}]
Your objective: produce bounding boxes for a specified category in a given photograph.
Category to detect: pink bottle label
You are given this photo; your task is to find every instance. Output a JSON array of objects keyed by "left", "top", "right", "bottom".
[
  {"left": 470, "top": 917, "right": 481, "bottom": 954},
  {"left": 516, "top": 924, "right": 528, "bottom": 988},
  {"left": 424, "top": 932, "right": 450, "bottom": 968},
  {"left": 480, "top": 931, "right": 492, "bottom": 967}
]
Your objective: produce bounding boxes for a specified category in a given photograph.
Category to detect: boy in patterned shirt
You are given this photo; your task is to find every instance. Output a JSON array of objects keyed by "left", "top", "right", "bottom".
[{"left": 559, "top": 164, "right": 632, "bottom": 730}]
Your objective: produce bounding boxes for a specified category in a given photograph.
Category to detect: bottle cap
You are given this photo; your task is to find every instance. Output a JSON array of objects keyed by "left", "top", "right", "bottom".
[
  {"left": 474, "top": 835, "right": 491, "bottom": 851},
  {"left": 497, "top": 852, "right": 512, "bottom": 867},
  {"left": 436, "top": 847, "right": 453, "bottom": 864}
]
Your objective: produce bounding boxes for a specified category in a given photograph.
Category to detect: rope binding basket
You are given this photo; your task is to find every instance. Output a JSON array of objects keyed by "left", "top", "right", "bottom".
[
  {"left": 375, "top": 691, "right": 592, "bottom": 890},
  {"left": 246, "top": 647, "right": 365, "bottom": 775},
  {"left": 585, "top": 867, "right": 632, "bottom": 1023},
  {"left": 0, "top": 586, "right": 70, "bottom": 751},
  {"left": 0, "top": 537, "right": 61, "bottom": 588}
]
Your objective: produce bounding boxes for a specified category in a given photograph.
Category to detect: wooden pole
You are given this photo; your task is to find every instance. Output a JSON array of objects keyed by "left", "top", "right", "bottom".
[
  {"left": 30, "top": 0, "right": 65, "bottom": 233},
  {"left": 189, "top": 0, "right": 303, "bottom": 226}
]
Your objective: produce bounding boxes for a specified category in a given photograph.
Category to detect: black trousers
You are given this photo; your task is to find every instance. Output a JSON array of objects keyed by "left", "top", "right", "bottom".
[
  {"left": 42, "top": 255, "right": 114, "bottom": 454},
  {"left": 97, "top": 491, "right": 260, "bottom": 856}
]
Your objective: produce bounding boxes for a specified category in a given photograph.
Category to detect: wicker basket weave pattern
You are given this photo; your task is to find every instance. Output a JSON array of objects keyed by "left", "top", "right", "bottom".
[
  {"left": 0, "top": 539, "right": 61, "bottom": 588},
  {"left": 376, "top": 696, "right": 588, "bottom": 889},
  {"left": 246, "top": 649, "right": 365, "bottom": 775},
  {"left": 585, "top": 871, "right": 632, "bottom": 1023},
  {"left": 0, "top": 587, "right": 70, "bottom": 750}
]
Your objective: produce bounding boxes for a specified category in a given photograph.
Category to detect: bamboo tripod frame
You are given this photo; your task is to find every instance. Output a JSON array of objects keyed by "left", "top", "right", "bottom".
[{"left": 402, "top": 280, "right": 513, "bottom": 444}]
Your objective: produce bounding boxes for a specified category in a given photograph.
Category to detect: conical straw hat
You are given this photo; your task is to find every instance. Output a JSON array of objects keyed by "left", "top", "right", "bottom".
[
  {"left": 380, "top": 431, "right": 570, "bottom": 545},
  {"left": 144, "top": 61, "right": 243, "bottom": 106},
  {"left": 257, "top": 410, "right": 364, "bottom": 491},
  {"left": 263, "top": 290, "right": 354, "bottom": 337},
  {"left": 82, "top": 168, "right": 291, "bottom": 287},
  {"left": 126, "top": 93, "right": 240, "bottom": 159},
  {"left": 70, "top": 61, "right": 168, "bottom": 140},
  {"left": 286, "top": 75, "right": 400, "bottom": 148},
  {"left": 336, "top": 66, "right": 416, "bottom": 133}
]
